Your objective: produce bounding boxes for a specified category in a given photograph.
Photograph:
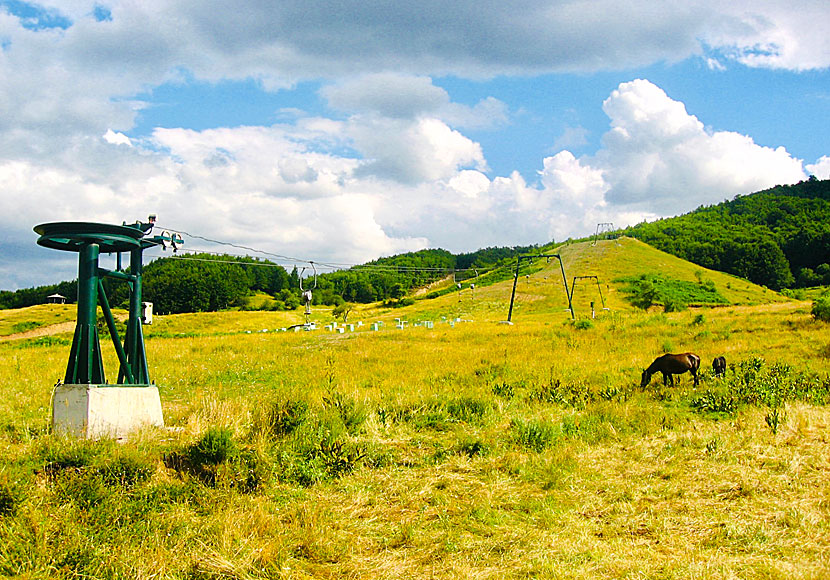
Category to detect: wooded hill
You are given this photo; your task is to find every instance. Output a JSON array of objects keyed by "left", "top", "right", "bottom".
[
  {"left": 622, "top": 177, "right": 830, "bottom": 291},
  {"left": 0, "top": 245, "right": 539, "bottom": 314}
]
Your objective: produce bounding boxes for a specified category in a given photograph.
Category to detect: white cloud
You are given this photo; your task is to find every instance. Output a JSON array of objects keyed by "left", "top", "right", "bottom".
[
  {"left": 596, "top": 79, "right": 806, "bottom": 212},
  {"left": 104, "top": 129, "right": 132, "bottom": 146},
  {"left": 0, "top": 1, "right": 827, "bottom": 289},
  {"left": 323, "top": 74, "right": 450, "bottom": 118},
  {"left": 806, "top": 156, "right": 830, "bottom": 179},
  {"left": 703, "top": 1, "right": 830, "bottom": 71},
  {"left": 2, "top": 75, "right": 819, "bottom": 289},
  {"left": 349, "top": 117, "right": 487, "bottom": 184},
  {"left": 323, "top": 74, "right": 509, "bottom": 131},
  {"left": 1, "top": 1, "right": 826, "bottom": 153}
]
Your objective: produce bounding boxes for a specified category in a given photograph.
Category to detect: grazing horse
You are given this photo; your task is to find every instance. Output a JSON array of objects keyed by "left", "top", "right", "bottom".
[
  {"left": 712, "top": 356, "right": 727, "bottom": 377},
  {"left": 641, "top": 353, "right": 700, "bottom": 388}
]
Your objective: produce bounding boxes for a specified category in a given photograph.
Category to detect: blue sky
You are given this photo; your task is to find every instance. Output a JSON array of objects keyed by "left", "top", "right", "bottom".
[{"left": 1, "top": 1, "right": 829, "bottom": 289}]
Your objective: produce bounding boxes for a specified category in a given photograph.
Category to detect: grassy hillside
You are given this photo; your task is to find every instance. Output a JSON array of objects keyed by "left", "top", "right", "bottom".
[
  {"left": 1, "top": 237, "right": 821, "bottom": 580},
  {"left": 0, "top": 237, "right": 787, "bottom": 344},
  {"left": 0, "top": 291, "right": 828, "bottom": 577},
  {"left": 410, "top": 237, "right": 786, "bottom": 324},
  {"left": 0, "top": 303, "right": 75, "bottom": 337}
]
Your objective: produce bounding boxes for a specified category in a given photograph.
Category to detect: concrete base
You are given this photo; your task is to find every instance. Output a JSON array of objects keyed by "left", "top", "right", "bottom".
[{"left": 52, "top": 384, "right": 164, "bottom": 439}]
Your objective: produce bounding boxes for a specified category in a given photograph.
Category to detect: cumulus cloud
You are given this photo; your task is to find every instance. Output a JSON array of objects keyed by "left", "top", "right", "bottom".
[
  {"left": 103, "top": 129, "right": 132, "bottom": 146},
  {"left": 807, "top": 156, "right": 830, "bottom": 180},
  {"left": 1, "top": 1, "right": 827, "bottom": 148},
  {"left": 2, "top": 75, "right": 819, "bottom": 289},
  {"left": 596, "top": 80, "right": 806, "bottom": 212},
  {"left": 323, "top": 74, "right": 509, "bottom": 131},
  {"left": 349, "top": 117, "right": 487, "bottom": 184},
  {"left": 0, "top": 1, "right": 827, "bottom": 289}
]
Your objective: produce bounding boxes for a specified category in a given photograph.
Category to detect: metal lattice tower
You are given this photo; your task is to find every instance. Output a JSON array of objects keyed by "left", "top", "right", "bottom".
[{"left": 34, "top": 218, "right": 181, "bottom": 386}]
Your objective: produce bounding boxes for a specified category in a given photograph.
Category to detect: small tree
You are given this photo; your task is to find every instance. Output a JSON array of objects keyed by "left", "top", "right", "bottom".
[
  {"left": 333, "top": 302, "right": 354, "bottom": 323},
  {"left": 630, "top": 277, "right": 659, "bottom": 310}
]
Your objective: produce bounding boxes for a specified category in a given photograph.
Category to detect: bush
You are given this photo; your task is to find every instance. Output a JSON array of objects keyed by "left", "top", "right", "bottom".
[
  {"left": 322, "top": 392, "right": 369, "bottom": 433},
  {"left": 187, "top": 428, "right": 237, "bottom": 466},
  {"left": 528, "top": 377, "right": 593, "bottom": 409},
  {"left": 812, "top": 295, "right": 830, "bottom": 322},
  {"left": 446, "top": 396, "right": 491, "bottom": 425},
  {"left": 511, "top": 418, "right": 559, "bottom": 452},
  {"left": 256, "top": 398, "right": 309, "bottom": 438},
  {"left": 166, "top": 428, "right": 266, "bottom": 492},
  {"left": 0, "top": 483, "right": 18, "bottom": 517},
  {"left": 663, "top": 298, "right": 687, "bottom": 312},
  {"left": 275, "top": 424, "right": 366, "bottom": 487},
  {"left": 629, "top": 278, "right": 659, "bottom": 310}
]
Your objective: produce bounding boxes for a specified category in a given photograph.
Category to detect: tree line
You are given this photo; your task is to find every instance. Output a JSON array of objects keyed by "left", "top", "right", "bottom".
[{"left": 1, "top": 245, "right": 539, "bottom": 314}]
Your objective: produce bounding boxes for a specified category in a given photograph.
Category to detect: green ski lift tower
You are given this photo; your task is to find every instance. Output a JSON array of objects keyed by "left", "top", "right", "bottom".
[{"left": 34, "top": 217, "right": 181, "bottom": 438}]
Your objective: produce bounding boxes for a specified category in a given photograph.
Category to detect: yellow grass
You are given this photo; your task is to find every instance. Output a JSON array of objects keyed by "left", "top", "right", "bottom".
[{"left": 0, "top": 240, "right": 827, "bottom": 578}]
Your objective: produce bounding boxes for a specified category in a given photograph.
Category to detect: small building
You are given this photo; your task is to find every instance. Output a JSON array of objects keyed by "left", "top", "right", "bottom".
[{"left": 47, "top": 293, "right": 66, "bottom": 304}]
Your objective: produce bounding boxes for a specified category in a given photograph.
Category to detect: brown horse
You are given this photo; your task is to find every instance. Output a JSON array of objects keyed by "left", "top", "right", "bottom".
[{"left": 641, "top": 353, "right": 700, "bottom": 388}]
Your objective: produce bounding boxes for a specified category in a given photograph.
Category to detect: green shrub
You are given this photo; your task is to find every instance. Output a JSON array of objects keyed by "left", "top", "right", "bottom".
[
  {"left": 446, "top": 396, "right": 491, "bottom": 425},
  {"left": 690, "top": 390, "right": 738, "bottom": 416},
  {"left": 765, "top": 406, "right": 787, "bottom": 435},
  {"left": 11, "top": 321, "right": 41, "bottom": 333},
  {"left": 188, "top": 427, "right": 237, "bottom": 466},
  {"left": 629, "top": 277, "right": 659, "bottom": 310},
  {"left": 663, "top": 298, "right": 687, "bottom": 312},
  {"left": 812, "top": 295, "right": 830, "bottom": 322},
  {"left": 491, "top": 381, "right": 515, "bottom": 400},
  {"left": 275, "top": 424, "right": 365, "bottom": 487},
  {"left": 455, "top": 438, "right": 492, "bottom": 458},
  {"left": 0, "top": 483, "right": 18, "bottom": 517},
  {"left": 529, "top": 377, "right": 593, "bottom": 409},
  {"left": 511, "top": 418, "right": 559, "bottom": 452},
  {"left": 166, "top": 428, "right": 266, "bottom": 492}
]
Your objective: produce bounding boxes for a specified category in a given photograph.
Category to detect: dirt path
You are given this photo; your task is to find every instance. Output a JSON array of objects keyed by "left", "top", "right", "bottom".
[{"left": 0, "top": 321, "right": 76, "bottom": 342}]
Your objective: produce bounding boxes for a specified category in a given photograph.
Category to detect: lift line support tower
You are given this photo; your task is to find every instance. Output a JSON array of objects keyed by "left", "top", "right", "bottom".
[
  {"left": 34, "top": 218, "right": 181, "bottom": 438},
  {"left": 506, "top": 254, "right": 573, "bottom": 323},
  {"left": 569, "top": 275, "right": 607, "bottom": 312}
]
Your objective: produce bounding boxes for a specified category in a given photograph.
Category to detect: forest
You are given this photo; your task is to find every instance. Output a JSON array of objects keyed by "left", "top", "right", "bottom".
[{"left": 622, "top": 176, "right": 830, "bottom": 290}]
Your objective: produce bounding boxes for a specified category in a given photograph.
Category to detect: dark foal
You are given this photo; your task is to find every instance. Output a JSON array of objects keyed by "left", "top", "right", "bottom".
[
  {"left": 712, "top": 356, "right": 727, "bottom": 377},
  {"left": 641, "top": 353, "right": 701, "bottom": 388}
]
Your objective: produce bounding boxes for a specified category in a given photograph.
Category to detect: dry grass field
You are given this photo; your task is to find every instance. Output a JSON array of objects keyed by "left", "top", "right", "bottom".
[{"left": 0, "top": 239, "right": 828, "bottom": 579}]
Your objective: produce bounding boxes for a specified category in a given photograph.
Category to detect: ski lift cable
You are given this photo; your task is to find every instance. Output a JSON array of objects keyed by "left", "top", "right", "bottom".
[
  {"left": 167, "top": 251, "right": 483, "bottom": 276},
  {"left": 153, "top": 224, "right": 308, "bottom": 264},
  {"left": 154, "top": 225, "right": 496, "bottom": 275}
]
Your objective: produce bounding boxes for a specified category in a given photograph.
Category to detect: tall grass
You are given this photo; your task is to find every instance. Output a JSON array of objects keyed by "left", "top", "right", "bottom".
[{"left": 0, "top": 285, "right": 828, "bottom": 577}]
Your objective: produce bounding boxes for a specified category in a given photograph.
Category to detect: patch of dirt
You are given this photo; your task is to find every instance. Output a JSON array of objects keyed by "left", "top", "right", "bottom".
[{"left": 0, "top": 321, "right": 76, "bottom": 342}]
